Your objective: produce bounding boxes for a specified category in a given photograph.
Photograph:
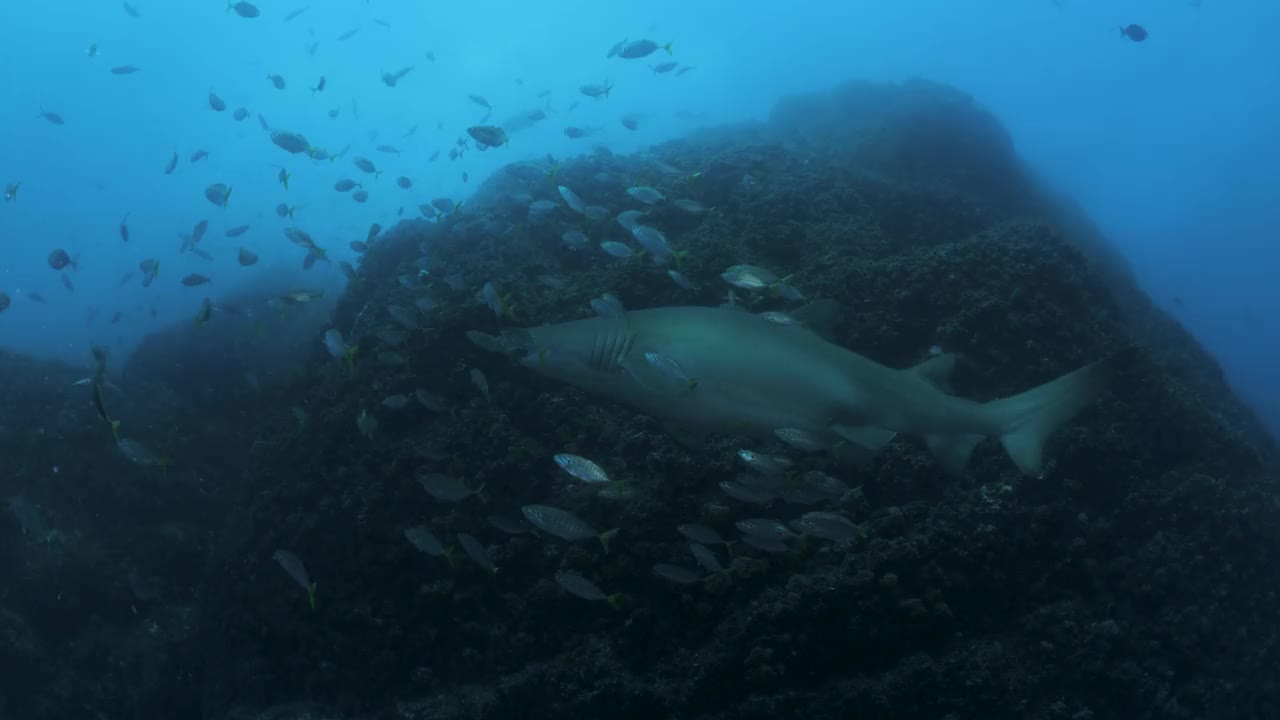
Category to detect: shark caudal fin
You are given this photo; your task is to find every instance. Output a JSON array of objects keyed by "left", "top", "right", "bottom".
[{"left": 985, "top": 358, "right": 1115, "bottom": 476}]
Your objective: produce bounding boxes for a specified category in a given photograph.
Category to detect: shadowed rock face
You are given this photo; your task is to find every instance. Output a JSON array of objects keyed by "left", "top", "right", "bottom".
[{"left": 3, "top": 78, "right": 1276, "bottom": 720}]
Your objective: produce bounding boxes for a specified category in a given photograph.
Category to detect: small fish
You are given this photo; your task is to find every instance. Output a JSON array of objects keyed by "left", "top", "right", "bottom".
[
  {"left": 1120, "top": 23, "right": 1148, "bottom": 42},
  {"left": 387, "top": 305, "right": 421, "bottom": 330},
  {"left": 284, "top": 6, "right": 309, "bottom": 22},
  {"left": 395, "top": 176, "right": 413, "bottom": 189},
  {"left": 277, "top": 168, "right": 290, "bottom": 189},
  {"left": 270, "top": 130, "right": 310, "bottom": 155},
  {"left": 351, "top": 190, "right": 369, "bottom": 203},
  {"left": 721, "top": 264, "right": 780, "bottom": 291},
  {"left": 560, "top": 233, "right": 588, "bottom": 252},
  {"left": 650, "top": 61, "right": 678, "bottom": 74},
  {"left": 272, "top": 549, "right": 317, "bottom": 609},
  {"left": 677, "top": 523, "right": 730, "bottom": 548},
  {"left": 227, "top": 1, "right": 259, "bottom": 17},
  {"left": 415, "top": 389, "right": 446, "bottom": 412},
  {"left": 111, "top": 65, "right": 140, "bottom": 75},
  {"left": 190, "top": 149, "right": 209, "bottom": 163},
  {"left": 673, "top": 198, "right": 706, "bottom": 214},
  {"left": 626, "top": 186, "right": 665, "bottom": 204},
  {"left": 208, "top": 90, "right": 226, "bottom": 112},
  {"left": 376, "top": 144, "right": 401, "bottom": 155},
  {"left": 470, "top": 368, "right": 490, "bottom": 400},
  {"left": 48, "top": 249, "right": 77, "bottom": 271},
  {"left": 621, "top": 115, "right": 640, "bottom": 131},
  {"left": 689, "top": 543, "right": 723, "bottom": 573},
  {"left": 238, "top": 248, "right": 259, "bottom": 266},
  {"left": 790, "top": 511, "right": 861, "bottom": 543},
  {"left": 403, "top": 526, "right": 448, "bottom": 557},
  {"left": 599, "top": 241, "right": 635, "bottom": 258},
  {"left": 204, "top": 183, "right": 232, "bottom": 207},
  {"left": 311, "top": 76, "right": 326, "bottom": 93},
  {"left": 554, "top": 454, "right": 611, "bottom": 484},
  {"left": 557, "top": 185, "right": 587, "bottom": 214},
  {"left": 182, "top": 274, "right": 212, "bottom": 287},
  {"left": 590, "top": 293, "right": 625, "bottom": 319},
  {"left": 631, "top": 225, "right": 674, "bottom": 264},
  {"left": 193, "top": 297, "right": 214, "bottom": 325},
  {"left": 653, "top": 563, "right": 702, "bottom": 584},
  {"left": 382, "top": 394, "right": 410, "bottom": 409},
  {"left": 233, "top": 107, "right": 249, "bottom": 121},
  {"left": 467, "top": 93, "right": 492, "bottom": 109},
  {"left": 759, "top": 311, "right": 801, "bottom": 326},
  {"left": 619, "top": 39, "right": 672, "bottom": 59},
  {"left": 418, "top": 473, "right": 484, "bottom": 503},
  {"left": 122, "top": 2, "right": 141, "bottom": 18},
  {"left": 333, "top": 178, "right": 361, "bottom": 192},
  {"left": 119, "top": 214, "right": 130, "bottom": 242},
  {"left": 676, "top": 65, "right": 697, "bottom": 76},
  {"left": 352, "top": 157, "right": 381, "bottom": 178},
  {"left": 356, "top": 408, "right": 378, "bottom": 438},
  {"left": 667, "top": 270, "right": 695, "bottom": 289},
  {"left": 554, "top": 571, "right": 621, "bottom": 608},
  {"left": 466, "top": 125, "right": 508, "bottom": 147},
  {"left": 579, "top": 82, "right": 613, "bottom": 98},
  {"left": 266, "top": 73, "right": 286, "bottom": 90},
  {"left": 737, "top": 449, "right": 792, "bottom": 476},
  {"left": 39, "top": 109, "right": 65, "bottom": 125},
  {"left": 4, "top": 182, "right": 20, "bottom": 202},
  {"left": 735, "top": 518, "right": 798, "bottom": 543},
  {"left": 521, "top": 505, "right": 617, "bottom": 552},
  {"left": 275, "top": 203, "right": 295, "bottom": 219},
  {"left": 458, "top": 533, "right": 497, "bottom": 574},
  {"left": 773, "top": 427, "right": 825, "bottom": 452},
  {"left": 87, "top": 42, "right": 98, "bottom": 57},
  {"left": 139, "top": 259, "right": 160, "bottom": 286},
  {"left": 616, "top": 210, "right": 646, "bottom": 231}
]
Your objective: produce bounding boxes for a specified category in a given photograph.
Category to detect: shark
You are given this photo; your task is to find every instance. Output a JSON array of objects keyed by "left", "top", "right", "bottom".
[{"left": 477, "top": 305, "right": 1114, "bottom": 476}]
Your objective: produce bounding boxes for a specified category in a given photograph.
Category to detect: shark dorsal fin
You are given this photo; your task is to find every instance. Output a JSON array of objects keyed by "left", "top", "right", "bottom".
[
  {"left": 910, "top": 353, "right": 959, "bottom": 393},
  {"left": 789, "top": 299, "right": 844, "bottom": 342}
]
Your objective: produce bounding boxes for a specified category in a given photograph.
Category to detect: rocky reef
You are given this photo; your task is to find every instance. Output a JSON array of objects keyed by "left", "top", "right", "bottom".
[{"left": 3, "top": 78, "right": 1277, "bottom": 720}]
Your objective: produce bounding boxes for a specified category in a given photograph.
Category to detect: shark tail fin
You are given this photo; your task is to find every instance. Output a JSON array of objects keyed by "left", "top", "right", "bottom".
[{"left": 985, "top": 358, "right": 1114, "bottom": 476}]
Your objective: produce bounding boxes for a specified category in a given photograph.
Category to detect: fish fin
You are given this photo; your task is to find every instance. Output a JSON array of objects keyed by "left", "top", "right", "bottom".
[
  {"left": 599, "top": 528, "right": 619, "bottom": 554},
  {"left": 925, "top": 433, "right": 985, "bottom": 475},
  {"left": 606, "top": 593, "right": 623, "bottom": 610},
  {"left": 986, "top": 357, "right": 1117, "bottom": 476},
  {"left": 831, "top": 424, "right": 896, "bottom": 452},
  {"left": 909, "top": 353, "right": 959, "bottom": 393},
  {"left": 789, "top": 299, "right": 844, "bottom": 341},
  {"left": 474, "top": 483, "right": 489, "bottom": 504},
  {"left": 664, "top": 41, "right": 673, "bottom": 54},
  {"left": 306, "top": 582, "right": 317, "bottom": 610}
]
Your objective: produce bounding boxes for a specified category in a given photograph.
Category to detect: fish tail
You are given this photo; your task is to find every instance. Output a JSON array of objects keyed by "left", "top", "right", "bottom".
[
  {"left": 474, "top": 482, "right": 489, "bottom": 504},
  {"left": 223, "top": 186, "right": 232, "bottom": 207},
  {"left": 980, "top": 354, "right": 1121, "bottom": 476},
  {"left": 110, "top": 420, "right": 121, "bottom": 443},
  {"left": 664, "top": 41, "right": 673, "bottom": 55},
  {"left": 306, "top": 583, "right": 316, "bottom": 610},
  {"left": 606, "top": 593, "right": 623, "bottom": 611},
  {"left": 1119, "top": 26, "right": 1126, "bottom": 37}
]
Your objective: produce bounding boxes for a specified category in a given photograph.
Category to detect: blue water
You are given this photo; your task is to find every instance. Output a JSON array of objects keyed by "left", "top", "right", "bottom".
[{"left": 1, "top": 0, "right": 1276, "bottom": 435}]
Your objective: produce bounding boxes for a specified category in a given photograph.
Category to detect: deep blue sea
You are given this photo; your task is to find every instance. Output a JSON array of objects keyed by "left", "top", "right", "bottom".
[{"left": 1, "top": 1, "right": 1276, "bottom": 435}]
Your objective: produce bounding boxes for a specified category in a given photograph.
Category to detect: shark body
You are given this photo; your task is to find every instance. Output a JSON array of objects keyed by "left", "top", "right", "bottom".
[{"left": 492, "top": 306, "right": 1111, "bottom": 475}]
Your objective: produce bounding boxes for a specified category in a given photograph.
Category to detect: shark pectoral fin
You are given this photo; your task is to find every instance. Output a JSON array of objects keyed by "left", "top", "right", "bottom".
[
  {"left": 831, "top": 425, "right": 897, "bottom": 452},
  {"left": 925, "top": 434, "right": 985, "bottom": 475},
  {"left": 910, "top": 353, "right": 959, "bottom": 393}
]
